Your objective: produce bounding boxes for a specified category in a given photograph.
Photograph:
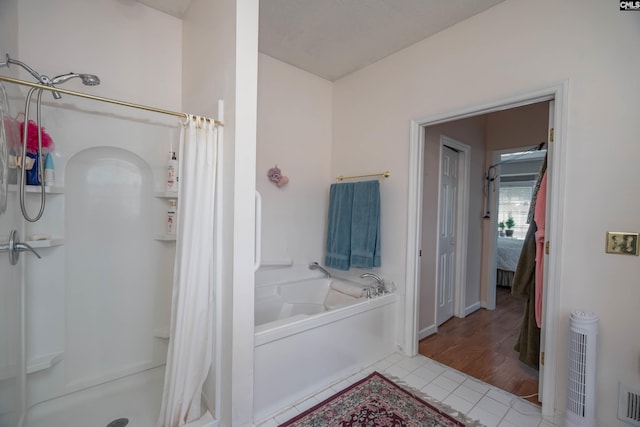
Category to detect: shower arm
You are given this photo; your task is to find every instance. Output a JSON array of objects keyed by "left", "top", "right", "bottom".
[
  {"left": 0, "top": 54, "right": 62, "bottom": 99},
  {"left": 1, "top": 54, "right": 52, "bottom": 85}
]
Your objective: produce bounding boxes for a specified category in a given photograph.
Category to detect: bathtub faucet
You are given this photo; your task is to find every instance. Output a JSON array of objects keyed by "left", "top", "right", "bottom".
[
  {"left": 360, "top": 273, "right": 386, "bottom": 296},
  {"left": 309, "top": 262, "right": 331, "bottom": 278}
]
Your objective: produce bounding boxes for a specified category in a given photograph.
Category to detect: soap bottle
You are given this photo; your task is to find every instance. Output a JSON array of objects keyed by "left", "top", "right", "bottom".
[
  {"left": 44, "top": 153, "right": 55, "bottom": 187},
  {"left": 166, "top": 151, "right": 178, "bottom": 192},
  {"left": 167, "top": 200, "right": 177, "bottom": 234}
]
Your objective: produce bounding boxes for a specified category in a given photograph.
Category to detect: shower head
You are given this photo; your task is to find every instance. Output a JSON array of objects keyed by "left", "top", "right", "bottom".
[{"left": 51, "top": 72, "right": 101, "bottom": 86}]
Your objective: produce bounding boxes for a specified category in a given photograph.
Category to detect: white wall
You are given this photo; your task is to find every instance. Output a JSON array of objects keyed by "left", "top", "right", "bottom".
[
  {"left": 332, "top": 0, "right": 640, "bottom": 424},
  {"left": 18, "top": 0, "right": 181, "bottom": 111},
  {"left": 256, "top": 53, "right": 333, "bottom": 267}
]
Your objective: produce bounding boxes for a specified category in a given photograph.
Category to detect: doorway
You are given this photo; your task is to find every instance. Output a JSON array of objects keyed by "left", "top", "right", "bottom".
[{"left": 404, "top": 83, "right": 567, "bottom": 418}]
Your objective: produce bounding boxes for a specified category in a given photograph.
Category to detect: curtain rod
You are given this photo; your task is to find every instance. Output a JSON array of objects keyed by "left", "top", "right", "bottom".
[
  {"left": 336, "top": 171, "right": 390, "bottom": 182},
  {"left": 0, "top": 75, "right": 223, "bottom": 126}
]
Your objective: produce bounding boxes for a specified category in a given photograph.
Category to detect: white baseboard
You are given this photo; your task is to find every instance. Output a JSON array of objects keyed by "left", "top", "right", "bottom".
[
  {"left": 418, "top": 324, "right": 436, "bottom": 341},
  {"left": 465, "top": 302, "right": 481, "bottom": 316}
]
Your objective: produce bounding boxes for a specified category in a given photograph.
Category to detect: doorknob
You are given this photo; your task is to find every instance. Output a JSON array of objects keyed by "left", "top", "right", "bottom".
[{"left": 0, "top": 229, "right": 41, "bottom": 265}]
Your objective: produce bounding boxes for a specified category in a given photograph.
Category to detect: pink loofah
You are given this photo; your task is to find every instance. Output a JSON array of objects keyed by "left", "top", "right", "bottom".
[{"left": 17, "top": 118, "right": 54, "bottom": 154}]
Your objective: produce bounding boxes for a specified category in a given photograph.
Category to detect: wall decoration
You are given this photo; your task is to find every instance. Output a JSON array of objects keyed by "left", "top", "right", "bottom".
[{"left": 267, "top": 165, "right": 289, "bottom": 188}]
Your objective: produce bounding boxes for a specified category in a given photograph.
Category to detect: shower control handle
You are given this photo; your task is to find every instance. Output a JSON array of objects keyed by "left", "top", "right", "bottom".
[{"left": 0, "top": 229, "right": 41, "bottom": 266}]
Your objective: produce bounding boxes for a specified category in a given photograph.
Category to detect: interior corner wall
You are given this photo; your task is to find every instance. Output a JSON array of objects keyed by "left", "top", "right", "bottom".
[
  {"left": 182, "top": 2, "right": 263, "bottom": 424},
  {"left": 0, "top": 0, "right": 19, "bottom": 61},
  {"left": 332, "top": 1, "right": 640, "bottom": 423},
  {"left": 182, "top": 0, "right": 226, "bottom": 118},
  {"left": 184, "top": 0, "right": 260, "bottom": 425},
  {"left": 182, "top": 0, "right": 229, "bottom": 419},
  {"left": 257, "top": 53, "right": 333, "bottom": 267},
  {"left": 420, "top": 116, "right": 486, "bottom": 334},
  {"left": 486, "top": 102, "right": 550, "bottom": 152}
]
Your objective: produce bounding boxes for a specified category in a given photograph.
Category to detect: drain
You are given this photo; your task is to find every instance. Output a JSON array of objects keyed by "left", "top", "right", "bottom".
[{"left": 106, "top": 418, "right": 129, "bottom": 427}]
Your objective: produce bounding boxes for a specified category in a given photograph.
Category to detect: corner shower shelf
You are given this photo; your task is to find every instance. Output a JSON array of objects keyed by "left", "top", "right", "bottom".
[
  {"left": 26, "top": 351, "right": 64, "bottom": 374},
  {"left": 8, "top": 184, "right": 64, "bottom": 194},
  {"left": 154, "top": 234, "right": 176, "bottom": 241},
  {"left": 27, "top": 238, "right": 65, "bottom": 248},
  {"left": 153, "top": 329, "right": 170, "bottom": 339},
  {"left": 154, "top": 192, "right": 179, "bottom": 199}
]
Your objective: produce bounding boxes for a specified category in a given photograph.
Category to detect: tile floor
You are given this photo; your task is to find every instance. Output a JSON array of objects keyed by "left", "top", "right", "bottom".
[{"left": 256, "top": 352, "right": 562, "bottom": 427}]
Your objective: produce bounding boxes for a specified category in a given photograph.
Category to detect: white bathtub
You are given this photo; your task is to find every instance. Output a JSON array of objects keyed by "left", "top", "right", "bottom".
[{"left": 253, "top": 276, "right": 397, "bottom": 421}]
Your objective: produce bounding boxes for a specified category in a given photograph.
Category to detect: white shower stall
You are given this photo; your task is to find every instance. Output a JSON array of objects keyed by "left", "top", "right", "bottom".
[{"left": 0, "top": 78, "right": 220, "bottom": 427}]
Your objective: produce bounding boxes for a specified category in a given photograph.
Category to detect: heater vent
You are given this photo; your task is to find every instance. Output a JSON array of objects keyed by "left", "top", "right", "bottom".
[{"left": 619, "top": 383, "right": 640, "bottom": 426}]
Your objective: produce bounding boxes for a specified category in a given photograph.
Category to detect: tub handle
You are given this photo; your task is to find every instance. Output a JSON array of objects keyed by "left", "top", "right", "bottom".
[{"left": 254, "top": 190, "right": 262, "bottom": 271}]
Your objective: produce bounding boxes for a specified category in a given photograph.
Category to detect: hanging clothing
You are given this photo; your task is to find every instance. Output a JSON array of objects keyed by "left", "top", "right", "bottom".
[
  {"left": 534, "top": 171, "right": 547, "bottom": 328},
  {"left": 526, "top": 155, "right": 547, "bottom": 224},
  {"left": 158, "top": 115, "right": 220, "bottom": 427},
  {"left": 325, "top": 180, "right": 381, "bottom": 270},
  {"left": 511, "top": 221, "right": 540, "bottom": 370}
]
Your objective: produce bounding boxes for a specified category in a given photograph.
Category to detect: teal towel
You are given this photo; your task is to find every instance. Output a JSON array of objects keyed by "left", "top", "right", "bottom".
[
  {"left": 324, "top": 180, "right": 381, "bottom": 270},
  {"left": 325, "top": 182, "right": 354, "bottom": 270},
  {"left": 350, "top": 180, "right": 381, "bottom": 269}
]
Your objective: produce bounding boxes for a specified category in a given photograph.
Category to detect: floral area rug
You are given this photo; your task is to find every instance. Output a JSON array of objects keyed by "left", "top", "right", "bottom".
[{"left": 278, "top": 371, "right": 484, "bottom": 426}]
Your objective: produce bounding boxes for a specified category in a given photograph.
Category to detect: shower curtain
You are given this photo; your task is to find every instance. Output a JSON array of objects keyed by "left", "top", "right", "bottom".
[{"left": 158, "top": 115, "right": 219, "bottom": 427}]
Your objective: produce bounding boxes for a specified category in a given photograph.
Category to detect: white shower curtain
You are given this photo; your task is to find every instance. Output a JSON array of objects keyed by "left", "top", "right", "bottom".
[{"left": 158, "top": 115, "right": 219, "bottom": 427}]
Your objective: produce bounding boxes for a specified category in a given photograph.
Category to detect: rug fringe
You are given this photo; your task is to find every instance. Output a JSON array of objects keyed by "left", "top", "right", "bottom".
[{"left": 380, "top": 372, "right": 486, "bottom": 427}]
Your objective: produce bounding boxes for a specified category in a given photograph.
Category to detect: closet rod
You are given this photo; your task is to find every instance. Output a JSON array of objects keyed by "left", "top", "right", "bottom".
[
  {"left": 336, "top": 171, "right": 390, "bottom": 182},
  {"left": 0, "top": 75, "right": 223, "bottom": 126}
]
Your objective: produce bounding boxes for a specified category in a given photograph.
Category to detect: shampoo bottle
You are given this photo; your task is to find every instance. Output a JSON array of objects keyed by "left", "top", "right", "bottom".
[
  {"left": 44, "top": 153, "right": 55, "bottom": 187},
  {"left": 166, "top": 151, "right": 178, "bottom": 192},
  {"left": 167, "top": 200, "right": 177, "bottom": 234}
]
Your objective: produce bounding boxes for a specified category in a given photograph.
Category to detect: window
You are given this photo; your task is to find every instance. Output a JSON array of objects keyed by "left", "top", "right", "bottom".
[{"left": 498, "top": 183, "right": 533, "bottom": 240}]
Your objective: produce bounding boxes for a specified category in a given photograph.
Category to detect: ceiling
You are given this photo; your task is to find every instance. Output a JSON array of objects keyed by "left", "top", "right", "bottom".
[{"left": 138, "top": 0, "right": 505, "bottom": 81}]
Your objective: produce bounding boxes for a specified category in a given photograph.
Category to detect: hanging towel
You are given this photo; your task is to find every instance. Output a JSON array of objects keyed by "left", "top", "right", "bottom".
[
  {"left": 325, "top": 182, "right": 355, "bottom": 270},
  {"left": 526, "top": 154, "right": 547, "bottom": 224},
  {"left": 324, "top": 180, "right": 382, "bottom": 270},
  {"left": 350, "top": 180, "right": 381, "bottom": 269}
]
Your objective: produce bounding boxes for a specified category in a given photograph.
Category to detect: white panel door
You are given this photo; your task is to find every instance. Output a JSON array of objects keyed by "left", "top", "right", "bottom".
[{"left": 436, "top": 146, "right": 458, "bottom": 326}]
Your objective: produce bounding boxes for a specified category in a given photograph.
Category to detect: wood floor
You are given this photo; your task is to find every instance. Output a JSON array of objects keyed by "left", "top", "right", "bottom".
[{"left": 418, "top": 286, "right": 541, "bottom": 405}]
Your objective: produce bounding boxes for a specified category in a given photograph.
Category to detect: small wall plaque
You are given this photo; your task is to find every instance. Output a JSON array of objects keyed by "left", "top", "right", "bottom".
[{"left": 605, "top": 231, "right": 639, "bottom": 255}]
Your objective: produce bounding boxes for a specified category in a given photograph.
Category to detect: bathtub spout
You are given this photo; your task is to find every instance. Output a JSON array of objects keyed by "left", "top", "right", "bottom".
[{"left": 308, "top": 262, "right": 331, "bottom": 278}]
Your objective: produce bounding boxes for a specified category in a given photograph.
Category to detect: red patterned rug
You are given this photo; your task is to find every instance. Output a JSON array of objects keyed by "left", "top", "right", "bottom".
[{"left": 278, "top": 371, "right": 483, "bottom": 426}]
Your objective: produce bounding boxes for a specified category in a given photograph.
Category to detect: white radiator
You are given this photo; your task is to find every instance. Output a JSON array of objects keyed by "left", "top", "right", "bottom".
[{"left": 565, "top": 310, "right": 598, "bottom": 427}]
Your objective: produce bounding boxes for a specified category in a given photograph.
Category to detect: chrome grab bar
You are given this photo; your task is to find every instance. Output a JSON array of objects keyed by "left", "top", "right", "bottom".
[{"left": 0, "top": 229, "right": 41, "bottom": 265}]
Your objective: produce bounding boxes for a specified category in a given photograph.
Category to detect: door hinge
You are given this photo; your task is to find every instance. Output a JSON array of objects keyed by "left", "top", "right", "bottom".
[
  {"left": 545, "top": 241, "right": 550, "bottom": 255},
  {"left": 419, "top": 249, "right": 422, "bottom": 257},
  {"left": 549, "top": 127, "right": 554, "bottom": 142},
  {"left": 541, "top": 351, "right": 545, "bottom": 365}
]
